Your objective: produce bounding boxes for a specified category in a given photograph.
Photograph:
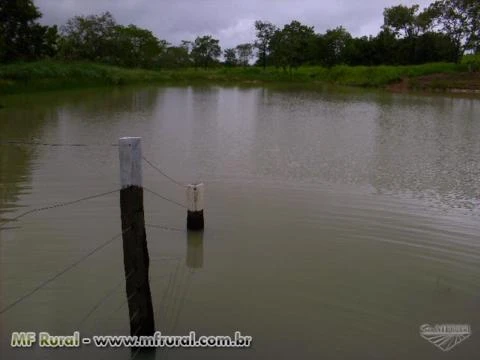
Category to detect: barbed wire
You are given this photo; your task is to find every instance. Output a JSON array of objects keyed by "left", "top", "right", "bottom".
[
  {"left": 0, "top": 189, "right": 120, "bottom": 229},
  {"left": 142, "top": 156, "right": 186, "bottom": 188},
  {"left": 162, "top": 265, "right": 195, "bottom": 360},
  {"left": 0, "top": 186, "right": 186, "bottom": 229},
  {"left": 78, "top": 270, "right": 134, "bottom": 328},
  {"left": 0, "top": 140, "right": 118, "bottom": 147},
  {"left": 166, "top": 264, "right": 185, "bottom": 332},
  {"left": 144, "top": 187, "right": 187, "bottom": 209},
  {"left": 169, "top": 268, "right": 194, "bottom": 335},
  {"left": 94, "top": 290, "right": 137, "bottom": 334},
  {"left": 0, "top": 227, "right": 130, "bottom": 315},
  {"left": 130, "top": 344, "right": 148, "bottom": 360},
  {"left": 151, "top": 259, "right": 181, "bottom": 360},
  {"left": 0, "top": 142, "right": 194, "bottom": 339},
  {"left": 145, "top": 224, "right": 185, "bottom": 233},
  {"left": 159, "top": 259, "right": 182, "bottom": 332}
]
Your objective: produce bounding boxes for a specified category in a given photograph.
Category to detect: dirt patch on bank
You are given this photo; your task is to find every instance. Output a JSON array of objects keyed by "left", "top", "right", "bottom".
[{"left": 387, "top": 72, "right": 480, "bottom": 94}]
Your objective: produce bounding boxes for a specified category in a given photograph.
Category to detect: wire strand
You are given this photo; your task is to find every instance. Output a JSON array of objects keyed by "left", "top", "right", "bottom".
[
  {"left": 0, "top": 140, "right": 118, "bottom": 147},
  {"left": 97, "top": 290, "right": 136, "bottom": 331},
  {"left": 0, "top": 189, "right": 120, "bottom": 229},
  {"left": 145, "top": 224, "right": 185, "bottom": 232},
  {"left": 159, "top": 259, "right": 181, "bottom": 332},
  {"left": 130, "top": 346, "right": 143, "bottom": 360},
  {"left": 144, "top": 187, "right": 187, "bottom": 209},
  {"left": 170, "top": 269, "right": 194, "bottom": 337},
  {"left": 0, "top": 227, "right": 129, "bottom": 315},
  {"left": 142, "top": 156, "right": 185, "bottom": 188},
  {"left": 78, "top": 270, "right": 134, "bottom": 328}
]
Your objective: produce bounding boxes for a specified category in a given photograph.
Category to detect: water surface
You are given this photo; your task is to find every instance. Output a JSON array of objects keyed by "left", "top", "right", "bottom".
[{"left": 1, "top": 85, "right": 479, "bottom": 359}]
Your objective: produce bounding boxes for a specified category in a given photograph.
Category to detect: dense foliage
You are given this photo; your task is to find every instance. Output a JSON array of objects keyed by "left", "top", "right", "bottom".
[
  {"left": 0, "top": 0, "right": 57, "bottom": 62},
  {"left": 0, "top": 0, "right": 478, "bottom": 70}
]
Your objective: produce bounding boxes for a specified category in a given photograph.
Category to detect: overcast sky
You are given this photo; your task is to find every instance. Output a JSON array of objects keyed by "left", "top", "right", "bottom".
[{"left": 36, "top": 0, "right": 434, "bottom": 48}]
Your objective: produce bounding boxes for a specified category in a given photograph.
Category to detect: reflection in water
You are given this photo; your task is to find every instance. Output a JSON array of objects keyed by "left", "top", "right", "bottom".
[
  {"left": 2, "top": 86, "right": 478, "bottom": 216},
  {"left": 158, "top": 260, "right": 195, "bottom": 334},
  {"left": 1, "top": 86, "right": 480, "bottom": 360},
  {"left": 186, "top": 231, "right": 204, "bottom": 269},
  {"left": 0, "top": 102, "right": 57, "bottom": 220},
  {"left": 0, "top": 87, "right": 166, "bottom": 360}
]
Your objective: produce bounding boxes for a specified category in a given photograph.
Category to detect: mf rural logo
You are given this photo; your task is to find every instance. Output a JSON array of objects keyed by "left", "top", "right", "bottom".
[{"left": 420, "top": 324, "right": 471, "bottom": 352}]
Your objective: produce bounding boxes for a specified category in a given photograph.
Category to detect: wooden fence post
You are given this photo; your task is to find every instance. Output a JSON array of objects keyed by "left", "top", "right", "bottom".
[
  {"left": 119, "top": 137, "right": 155, "bottom": 337},
  {"left": 186, "top": 183, "right": 205, "bottom": 231}
]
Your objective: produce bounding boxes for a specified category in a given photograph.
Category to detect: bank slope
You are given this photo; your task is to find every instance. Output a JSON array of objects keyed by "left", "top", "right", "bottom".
[{"left": 0, "top": 60, "right": 478, "bottom": 94}]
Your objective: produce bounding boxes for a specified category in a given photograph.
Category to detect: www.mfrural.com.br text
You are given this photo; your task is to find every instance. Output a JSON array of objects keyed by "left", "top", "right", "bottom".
[{"left": 11, "top": 331, "right": 253, "bottom": 348}]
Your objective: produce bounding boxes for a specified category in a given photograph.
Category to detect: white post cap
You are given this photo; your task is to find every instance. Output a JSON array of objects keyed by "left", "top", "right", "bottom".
[
  {"left": 186, "top": 183, "right": 204, "bottom": 211},
  {"left": 119, "top": 137, "right": 143, "bottom": 188}
]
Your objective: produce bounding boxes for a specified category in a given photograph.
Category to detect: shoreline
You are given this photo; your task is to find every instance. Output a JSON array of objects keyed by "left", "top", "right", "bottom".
[
  {"left": 386, "top": 72, "right": 480, "bottom": 94},
  {"left": 0, "top": 61, "right": 479, "bottom": 96}
]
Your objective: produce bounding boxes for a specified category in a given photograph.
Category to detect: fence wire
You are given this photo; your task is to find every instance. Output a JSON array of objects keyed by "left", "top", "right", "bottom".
[
  {"left": 1, "top": 139, "right": 199, "bottom": 344},
  {"left": 0, "top": 140, "right": 118, "bottom": 147},
  {"left": 145, "top": 224, "right": 185, "bottom": 233},
  {"left": 0, "top": 189, "right": 120, "bottom": 229},
  {"left": 144, "top": 187, "right": 187, "bottom": 209},
  {"left": 0, "top": 227, "right": 130, "bottom": 315},
  {"left": 78, "top": 270, "right": 134, "bottom": 328},
  {"left": 142, "top": 156, "right": 186, "bottom": 188}
]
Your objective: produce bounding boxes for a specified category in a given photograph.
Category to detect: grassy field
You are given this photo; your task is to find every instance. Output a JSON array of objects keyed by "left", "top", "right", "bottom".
[
  {"left": 0, "top": 61, "right": 170, "bottom": 94},
  {"left": 0, "top": 59, "right": 477, "bottom": 94}
]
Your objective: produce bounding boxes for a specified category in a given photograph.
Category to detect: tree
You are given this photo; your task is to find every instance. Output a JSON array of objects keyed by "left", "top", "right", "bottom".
[
  {"left": 236, "top": 43, "right": 253, "bottom": 66},
  {"left": 0, "top": 0, "right": 56, "bottom": 62},
  {"left": 320, "top": 26, "right": 352, "bottom": 67},
  {"left": 113, "top": 25, "right": 165, "bottom": 68},
  {"left": 371, "top": 29, "right": 398, "bottom": 65},
  {"left": 180, "top": 40, "right": 193, "bottom": 53},
  {"left": 382, "top": 5, "right": 424, "bottom": 63},
  {"left": 270, "top": 20, "right": 316, "bottom": 71},
  {"left": 159, "top": 45, "right": 192, "bottom": 68},
  {"left": 254, "top": 20, "right": 277, "bottom": 69},
  {"left": 382, "top": 5, "right": 437, "bottom": 39},
  {"left": 383, "top": 5, "right": 421, "bottom": 38},
  {"left": 42, "top": 25, "right": 60, "bottom": 58},
  {"left": 416, "top": 6, "right": 439, "bottom": 33},
  {"left": 414, "top": 32, "right": 459, "bottom": 63},
  {"left": 191, "top": 35, "right": 221, "bottom": 68},
  {"left": 429, "top": 0, "right": 480, "bottom": 54},
  {"left": 27, "top": 24, "right": 59, "bottom": 59},
  {"left": 60, "top": 12, "right": 117, "bottom": 61},
  {"left": 224, "top": 48, "right": 237, "bottom": 66},
  {"left": 343, "top": 36, "right": 377, "bottom": 66}
]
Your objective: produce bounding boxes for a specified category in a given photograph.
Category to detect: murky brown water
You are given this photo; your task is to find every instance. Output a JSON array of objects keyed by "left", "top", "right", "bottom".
[{"left": 1, "top": 86, "right": 479, "bottom": 360}]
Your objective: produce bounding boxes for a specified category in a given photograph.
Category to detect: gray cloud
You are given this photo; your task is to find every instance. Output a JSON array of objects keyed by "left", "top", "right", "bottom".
[{"left": 36, "top": 0, "right": 434, "bottom": 48}]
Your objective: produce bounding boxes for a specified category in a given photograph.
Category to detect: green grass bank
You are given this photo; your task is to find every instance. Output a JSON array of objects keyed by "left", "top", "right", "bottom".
[{"left": 0, "top": 59, "right": 479, "bottom": 95}]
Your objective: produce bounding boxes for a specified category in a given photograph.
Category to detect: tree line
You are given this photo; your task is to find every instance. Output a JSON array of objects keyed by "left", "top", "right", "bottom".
[{"left": 0, "top": 0, "right": 478, "bottom": 70}]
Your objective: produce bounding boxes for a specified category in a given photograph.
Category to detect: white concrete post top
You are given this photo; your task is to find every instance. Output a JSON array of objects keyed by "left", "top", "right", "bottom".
[
  {"left": 186, "top": 183, "right": 204, "bottom": 211},
  {"left": 119, "top": 137, "right": 143, "bottom": 188}
]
